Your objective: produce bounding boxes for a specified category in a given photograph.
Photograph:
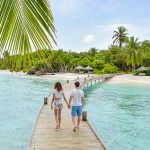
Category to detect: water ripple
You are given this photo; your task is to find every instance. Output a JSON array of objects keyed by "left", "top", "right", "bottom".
[{"left": 84, "top": 82, "right": 150, "bottom": 150}]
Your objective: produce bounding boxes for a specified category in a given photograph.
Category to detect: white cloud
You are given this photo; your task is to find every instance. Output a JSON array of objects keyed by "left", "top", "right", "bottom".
[
  {"left": 83, "top": 34, "right": 96, "bottom": 44},
  {"left": 98, "top": 23, "right": 149, "bottom": 39}
]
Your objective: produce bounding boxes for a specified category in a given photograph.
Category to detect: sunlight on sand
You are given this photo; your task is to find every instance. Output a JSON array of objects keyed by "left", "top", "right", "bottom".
[{"left": 108, "top": 74, "right": 150, "bottom": 84}]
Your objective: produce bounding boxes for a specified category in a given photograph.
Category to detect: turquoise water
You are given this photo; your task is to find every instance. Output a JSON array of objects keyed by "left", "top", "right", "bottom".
[
  {"left": 84, "top": 81, "right": 150, "bottom": 150},
  {"left": 0, "top": 74, "right": 59, "bottom": 150},
  {"left": 1, "top": 75, "right": 150, "bottom": 150}
]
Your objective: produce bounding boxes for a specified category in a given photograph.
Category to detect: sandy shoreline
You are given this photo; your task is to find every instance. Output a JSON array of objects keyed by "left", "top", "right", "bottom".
[
  {"left": 0, "top": 70, "right": 92, "bottom": 81},
  {"left": 108, "top": 74, "right": 150, "bottom": 84},
  {"left": 1, "top": 70, "right": 150, "bottom": 84}
]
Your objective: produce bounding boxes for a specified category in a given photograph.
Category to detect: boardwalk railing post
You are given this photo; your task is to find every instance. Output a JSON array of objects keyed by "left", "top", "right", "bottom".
[
  {"left": 44, "top": 97, "right": 48, "bottom": 105},
  {"left": 82, "top": 111, "right": 87, "bottom": 121},
  {"left": 67, "top": 80, "right": 69, "bottom": 83}
]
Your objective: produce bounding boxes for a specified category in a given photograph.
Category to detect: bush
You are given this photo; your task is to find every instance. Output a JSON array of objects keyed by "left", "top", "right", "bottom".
[
  {"left": 133, "top": 70, "right": 140, "bottom": 76},
  {"left": 102, "top": 64, "right": 118, "bottom": 74},
  {"left": 146, "top": 67, "right": 150, "bottom": 76},
  {"left": 93, "top": 69, "right": 103, "bottom": 74},
  {"left": 93, "top": 64, "right": 118, "bottom": 74},
  {"left": 91, "top": 60, "right": 104, "bottom": 70},
  {"left": 79, "top": 58, "right": 91, "bottom": 67},
  {"left": 93, "top": 69, "right": 99, "bottom": 74},
  {"left": 23, "top": 67, "right": 31, "bottom": 73}
]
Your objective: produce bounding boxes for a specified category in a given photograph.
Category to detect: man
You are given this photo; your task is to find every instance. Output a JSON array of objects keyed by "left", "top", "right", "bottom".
[{"left": 69, "top": 81, "right": 84, "bottom": 131}]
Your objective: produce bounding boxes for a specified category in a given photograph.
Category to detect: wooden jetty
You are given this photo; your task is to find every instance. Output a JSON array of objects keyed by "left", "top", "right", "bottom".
[{"left": 29, "top": 74, "right": 114, "bottom": 150}]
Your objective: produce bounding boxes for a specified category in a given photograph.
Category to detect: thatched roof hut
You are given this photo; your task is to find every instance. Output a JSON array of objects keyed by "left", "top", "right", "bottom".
[
  {"left": 84, "top": 66, "right": 93, "bottom": 71},
  {"left": 75, "top": 66, "right": 84, "bottom": 70},
  {"left": 137, "top": 66, "right": 148, "bottom": 72}
]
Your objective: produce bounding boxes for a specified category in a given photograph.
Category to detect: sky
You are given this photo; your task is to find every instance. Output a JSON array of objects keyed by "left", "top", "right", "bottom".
[{"left": 49, "top": 0, "right": 150, "bottom": 52}]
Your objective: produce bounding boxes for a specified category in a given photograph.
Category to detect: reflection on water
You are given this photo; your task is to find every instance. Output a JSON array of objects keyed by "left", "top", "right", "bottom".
[{"left": 84, "top": 82, "right": 150, "bottom": 150}]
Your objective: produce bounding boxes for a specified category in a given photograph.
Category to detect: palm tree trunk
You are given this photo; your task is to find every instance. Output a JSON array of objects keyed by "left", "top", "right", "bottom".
[
  {"left": 131, "top": 65, "right": 135, "bottom": 71},
  {"left": 133, "top": 65, "right": 135, "bottom": 71},
  {"left": 129, "top": 65, "right": 131, "bottom": 72},
  {"left": 119, "top": 41, "right": 122, "bottom": 48}
]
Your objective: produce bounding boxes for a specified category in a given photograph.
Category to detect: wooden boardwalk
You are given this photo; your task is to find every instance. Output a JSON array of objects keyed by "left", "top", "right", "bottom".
[{"left": 29, "top": 75, "right": 113, "bottom": 150}]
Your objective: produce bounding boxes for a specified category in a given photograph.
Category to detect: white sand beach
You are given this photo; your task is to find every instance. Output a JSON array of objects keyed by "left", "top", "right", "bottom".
[
  {"left": 0, "top": 70, "right": 26, "bottom": 76},
  {"left": 41, "top": 73, "right": 91, "bottom": 80},
  {"left": 108, "top": 74, "right": 150, "bottom": 84},
  {"left": 1, "top": 70, "right": 150, "bottom": 84},
  {"left": 0, "top": 70, "right": 92, "bottom": 81}
]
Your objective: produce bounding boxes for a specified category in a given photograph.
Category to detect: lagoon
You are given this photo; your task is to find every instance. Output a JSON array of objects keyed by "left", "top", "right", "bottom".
[
  {"left": 1, "top": 74, "right": 150, "bottom": 150},
  {"left": 84, "top": 81, "right": 150, "bottom": 150},
  {"left": 0, "top": 74, "right": 56, "bottom": 150}
]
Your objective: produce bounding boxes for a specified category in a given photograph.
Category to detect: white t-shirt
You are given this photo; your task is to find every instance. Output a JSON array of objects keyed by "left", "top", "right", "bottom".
[
  {"left": 53, "top": 90, "right": 64, "bottom": 103},
  {"left": 70, "top": 88, "right": 84, "bottom": 106}
]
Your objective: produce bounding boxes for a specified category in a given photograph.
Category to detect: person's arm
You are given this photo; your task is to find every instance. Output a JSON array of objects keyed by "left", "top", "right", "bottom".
[
  {"left": 68, "top": 96, "right": 73, "bottom": 109},
  {"left": 62, "top": 93, "right": 68, "bottom": 107},
  {"left": 51, "top": 94, "right": 55, "bottom": 109},
  {"left": 82, "top": 91, "right": 84, "bottom": 108},
  {"left": 82, "top": 97, "right": 84, "bottom": 108}
]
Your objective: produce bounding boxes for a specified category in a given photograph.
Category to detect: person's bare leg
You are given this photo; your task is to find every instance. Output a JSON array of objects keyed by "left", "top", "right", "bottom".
[
  {"left": 58, "top": 108, "right": 61, "bottom": 128},
  {"left": 72, "top": 117, "right": 77, "bottom": 131},
  {"left": 77, "top": 116, "right": 81, "bottom": 129},
  {"left": 54, "top": 109, "right": 59, "bottom": 129}
]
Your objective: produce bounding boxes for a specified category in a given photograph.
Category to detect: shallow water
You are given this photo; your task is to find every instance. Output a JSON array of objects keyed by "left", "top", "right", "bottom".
[
  {"left": 0, "top": 74, "right": 59, "bottom": 150},
  {"left": 1, "top": 74, "right": 150, "bottom": 150},
  {"left": 84, "top": 81, "right": 150, "bottom": 150}
]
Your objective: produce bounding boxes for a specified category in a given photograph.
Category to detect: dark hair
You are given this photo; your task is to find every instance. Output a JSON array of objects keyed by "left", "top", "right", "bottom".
[
  {"left": 75, "top": 81, "right": 80, "bottom": 87},
  {"left": 54, "top": 82, "right": 63, "bottom": 91}
]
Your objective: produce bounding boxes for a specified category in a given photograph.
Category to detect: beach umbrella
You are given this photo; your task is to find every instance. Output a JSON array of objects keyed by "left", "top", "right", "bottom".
[
  {"left": 137, "top": 66, "right": 148, "bottom": 72},
  {"left": 84, "top": 66, "right": 93, "bottom": 74},
  {"left": 84, "top": 66, "right": 93, "bottom": 70},
  {"left": 75, "top": 66, "right": 84, "bottom": 73},
  {"left": 75, "top": 66, "right": 84, "bottom": 70}
]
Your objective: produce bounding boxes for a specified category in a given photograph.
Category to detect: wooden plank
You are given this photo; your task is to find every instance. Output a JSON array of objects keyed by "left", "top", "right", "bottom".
[{"left": 29, "top": 75, "right": 113, "bottom": 150}]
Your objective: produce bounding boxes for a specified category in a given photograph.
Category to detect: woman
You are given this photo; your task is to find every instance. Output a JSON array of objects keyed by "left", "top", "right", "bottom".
[{"left": 51, "top": 82, "right": 68, "bottom": 129}]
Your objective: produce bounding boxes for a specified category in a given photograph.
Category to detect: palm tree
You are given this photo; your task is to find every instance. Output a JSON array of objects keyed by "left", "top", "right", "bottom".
[
  {"left": 112, "top": 26, "right": 128, "bottom": 48},
  {"left": 125, "top": 36, "right": 143, "bottom": 71},
  {"left": 1, "top": 0, "right": 56, "bottom": 60},
  {"left": 88, "top": 48, "right": 98, "bottom": 56}
]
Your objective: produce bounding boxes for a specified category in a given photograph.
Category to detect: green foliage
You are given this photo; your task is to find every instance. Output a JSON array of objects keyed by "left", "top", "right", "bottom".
[
  {"left": 133, "top": 70, "right": 140, "bottom": 76},
  {"left": 112, "top": 26, "right": 128, "bottom": 47},
  {"left": 1, "top": 0, "right": 56, "bottom": 63},
  {"left": 1, "top": 24, "right": 150, "bottom": 74},
  {"left": 124, "top": 36, "right": 144, "bottom": 70},
  {"left": 93, "top": 69, "right": 102, "bottom": 74},
  {"left": 102, "top": 64, "right": 118, "bottom": 74},
  {"left": 146, "top": 67, "right": 150, "bottom": 76},
  {"left": 78, "top": 58, "right": 91, "bottom": 67},
  {"left": 91, "top": 60, "right": 104, "bottom": 70},
  {"left": 87, "top": 48, "right": 98, "bottom": 56}
]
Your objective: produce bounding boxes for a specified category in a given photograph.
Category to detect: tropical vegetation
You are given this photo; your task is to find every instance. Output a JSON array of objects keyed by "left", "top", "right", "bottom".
[
  {"left": 1, "top": 0, "right": 150, "bottom": 75},
  {"left": 112, "top": 26, "right": 128, "bottom": 47},
  {"left": 1, "top": 0, "right": 56, "bottom": 61},
  {"left": 1, "top": 26, "right": 150, "bottom": 75}
]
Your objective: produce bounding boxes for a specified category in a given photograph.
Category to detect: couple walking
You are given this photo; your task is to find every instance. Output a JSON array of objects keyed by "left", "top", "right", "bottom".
[{"left": 51, "top": 81, "right": 84, "bottom": 131}]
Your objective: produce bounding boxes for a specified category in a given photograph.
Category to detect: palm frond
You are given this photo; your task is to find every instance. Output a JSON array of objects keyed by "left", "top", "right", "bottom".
[{"left": 0, "top": 0, "right": 56, "bottom": 59}]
